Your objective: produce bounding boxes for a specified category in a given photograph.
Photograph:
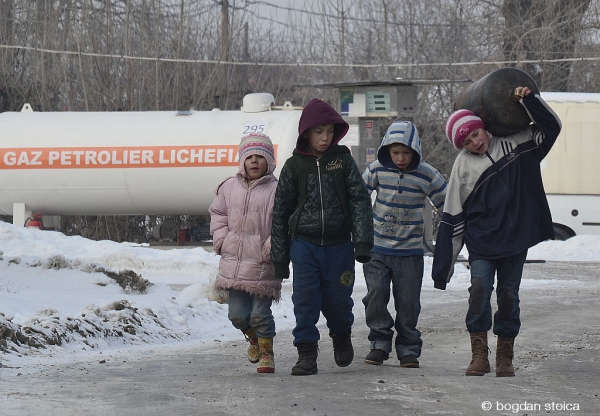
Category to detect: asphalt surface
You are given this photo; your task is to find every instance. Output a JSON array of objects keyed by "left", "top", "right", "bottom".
[{"left": 1, "top": 261, "right": 599, "bottom": 416}]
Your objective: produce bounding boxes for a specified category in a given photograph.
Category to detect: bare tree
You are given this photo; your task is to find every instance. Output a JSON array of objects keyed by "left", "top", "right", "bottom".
[
  {"left": 501, "top": 0, "right": 592, "bottom": 91},
  {"left": 1, "top": 0, "right": 600, "bottom": 240}
]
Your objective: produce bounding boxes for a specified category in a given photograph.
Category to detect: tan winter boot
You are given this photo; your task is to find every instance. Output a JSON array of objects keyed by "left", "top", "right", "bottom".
[
  {"left": 257, "top": 337, "right": 275, "bottom": 373},
  {"left": 465, "top": 332, "right": 491, "bottom": 376},
  {"left": 496, "top": 337, "right": 515, "bottom": 377},
  {"left": 242, "top": 328, "right": 260, "bottom": 364}
]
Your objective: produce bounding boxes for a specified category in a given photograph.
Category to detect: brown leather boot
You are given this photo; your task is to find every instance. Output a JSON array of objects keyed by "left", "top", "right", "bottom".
[
  {"left": 242, "top": 328, "right": 260, "bottom": 364},
  {"left": 496, "top": 337, "right": 515, "bottom": 377},
  {"left": 465, "top": 332, "right": 491, "bottom": 376}
]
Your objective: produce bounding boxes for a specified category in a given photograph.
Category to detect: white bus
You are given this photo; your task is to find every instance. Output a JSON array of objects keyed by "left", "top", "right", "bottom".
[{"left": 541, "top": 92, "right": 600, "bottom": 239}]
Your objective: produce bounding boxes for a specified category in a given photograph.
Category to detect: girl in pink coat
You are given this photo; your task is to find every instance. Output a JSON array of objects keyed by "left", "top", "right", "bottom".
[{"left": 209, "top": 133, "right": 281, "bottom": 373}]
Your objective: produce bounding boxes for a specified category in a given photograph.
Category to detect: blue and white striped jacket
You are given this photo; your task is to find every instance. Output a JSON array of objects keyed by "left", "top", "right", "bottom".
[{"left": 363, "top": 121, "right": 447, "bottom": 256}]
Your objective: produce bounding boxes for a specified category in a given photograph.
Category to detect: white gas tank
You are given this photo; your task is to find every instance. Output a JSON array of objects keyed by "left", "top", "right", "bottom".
[{"left": 0, "top": 94, "right": 302, "bottom": 216}]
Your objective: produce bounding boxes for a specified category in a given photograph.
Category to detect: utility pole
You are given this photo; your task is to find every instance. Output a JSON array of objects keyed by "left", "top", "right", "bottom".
[
  {"left": 220, "top": 0, "right": 230, "bottom": 63},
  {"left": 340, "top": 9, "right": 346, "bottom": 80},
  {"left": 219, "top": 0, "right": 230, "bottom": 107}
]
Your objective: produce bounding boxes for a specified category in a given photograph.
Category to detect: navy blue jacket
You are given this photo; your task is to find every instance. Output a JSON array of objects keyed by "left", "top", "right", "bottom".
[{"left": 432, "top": 93, "right": 562, "bottom": 290}]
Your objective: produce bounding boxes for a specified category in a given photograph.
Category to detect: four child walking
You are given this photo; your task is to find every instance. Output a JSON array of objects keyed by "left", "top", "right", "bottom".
[{"left": 210, "top": 88, "right": 559, "bottom": 376}]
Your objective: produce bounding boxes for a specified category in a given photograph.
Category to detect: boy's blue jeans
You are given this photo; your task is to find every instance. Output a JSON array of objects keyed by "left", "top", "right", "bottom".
[
  {"left": 466, "top": 251, "right": 527, "bottom": 339},
  {"left": 228, "top": 288, "right": 275, "bottom": 339},
  {"left": 290, "top": 238, "right": 355, "bottom": 346},
  {"left": 362, "top": 253, "right": 424, "bottom": 359}
]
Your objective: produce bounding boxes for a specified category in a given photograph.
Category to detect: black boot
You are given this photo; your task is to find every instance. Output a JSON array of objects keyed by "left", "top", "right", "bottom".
[
  {"left": 291, "top": 342, "right": 319, "bottom": 376},
  {"left": 331, "top": 329, "right": 354, "bottom": 367}
]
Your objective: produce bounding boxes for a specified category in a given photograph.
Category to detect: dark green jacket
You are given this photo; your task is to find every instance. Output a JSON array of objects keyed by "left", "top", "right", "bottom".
[{"left": 271, "top": 145, "right": 374, "bottom": 279}]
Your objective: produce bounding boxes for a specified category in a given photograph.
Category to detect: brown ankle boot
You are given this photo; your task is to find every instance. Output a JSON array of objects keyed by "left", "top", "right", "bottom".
[
  {"left": 496, "top": 337, "right": 515, "bottom": 377},
  {"left": 242, "top": 328, "right": 260, "bottom": 363},
  {"left": 257, "top": 337, "right": 275, "bottom": 373},
  {"left": 465, "top": 332, "right": 491, "bottom": 376}
]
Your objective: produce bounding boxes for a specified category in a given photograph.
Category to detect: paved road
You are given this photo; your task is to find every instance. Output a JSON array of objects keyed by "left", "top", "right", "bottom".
[{"left": 1, "top": 261, "right": 599, "bottom": 415}]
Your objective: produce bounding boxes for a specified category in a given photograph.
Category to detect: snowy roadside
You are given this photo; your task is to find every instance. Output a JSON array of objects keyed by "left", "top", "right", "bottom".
[{"left": 1, "top": 221, "right": 598, "bottom": 376}]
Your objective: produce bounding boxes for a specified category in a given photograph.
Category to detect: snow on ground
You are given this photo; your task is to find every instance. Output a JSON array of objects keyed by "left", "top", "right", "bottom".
[{"left": 1, "top": 221, "right": 598, "bottom": 371}]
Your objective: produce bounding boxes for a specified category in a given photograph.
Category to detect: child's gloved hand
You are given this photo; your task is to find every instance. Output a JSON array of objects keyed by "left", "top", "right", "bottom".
[{"left": 274, "top": 263, "right": 290, "bottom": 279}]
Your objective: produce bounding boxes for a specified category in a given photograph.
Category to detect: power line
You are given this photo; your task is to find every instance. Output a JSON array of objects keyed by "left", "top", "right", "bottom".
[{"left": 2, "top": 44, "right": 599, "bottom": 70}]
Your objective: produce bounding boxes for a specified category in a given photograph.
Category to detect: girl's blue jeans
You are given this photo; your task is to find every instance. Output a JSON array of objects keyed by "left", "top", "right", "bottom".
[
  {"left": 362, "top": 252, "right": 424, "bottom": 358},
  {"left": 466, "top": 250, "right": 527, "bottom": 339},
  {"left": 228, "top": 288, "right": 275, "bottom": 339}
]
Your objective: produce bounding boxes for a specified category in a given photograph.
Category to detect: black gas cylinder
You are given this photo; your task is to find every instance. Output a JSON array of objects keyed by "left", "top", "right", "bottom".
[{"left": 453, "top": 67, "right": 540, "bottom": 136}]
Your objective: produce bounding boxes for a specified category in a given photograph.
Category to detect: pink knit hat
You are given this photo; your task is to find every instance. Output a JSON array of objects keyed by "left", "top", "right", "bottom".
[
  {"left": 238, "top": 133, "right": 276, "bottom": 175},
  {"left": 445, "top": 109, "right": 486, "bottom": 150}
]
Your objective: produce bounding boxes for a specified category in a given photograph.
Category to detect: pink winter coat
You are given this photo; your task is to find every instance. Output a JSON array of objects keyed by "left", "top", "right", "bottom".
[{"left": 209, "top": 172, "right": 281, "bottom": 300}]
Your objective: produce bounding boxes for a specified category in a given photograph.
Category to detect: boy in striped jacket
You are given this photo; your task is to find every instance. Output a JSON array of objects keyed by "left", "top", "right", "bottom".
[{"left": 362, "top": 120, "right": 447, "bottom": 368}]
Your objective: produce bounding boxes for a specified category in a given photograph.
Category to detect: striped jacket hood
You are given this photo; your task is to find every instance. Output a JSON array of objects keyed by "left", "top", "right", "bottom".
[
  {"left": 377, "top": 120, "right": 421, "bottom": 170},
  {"left": 363, "top": 120, "right": 447, "bottom": 257}
]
